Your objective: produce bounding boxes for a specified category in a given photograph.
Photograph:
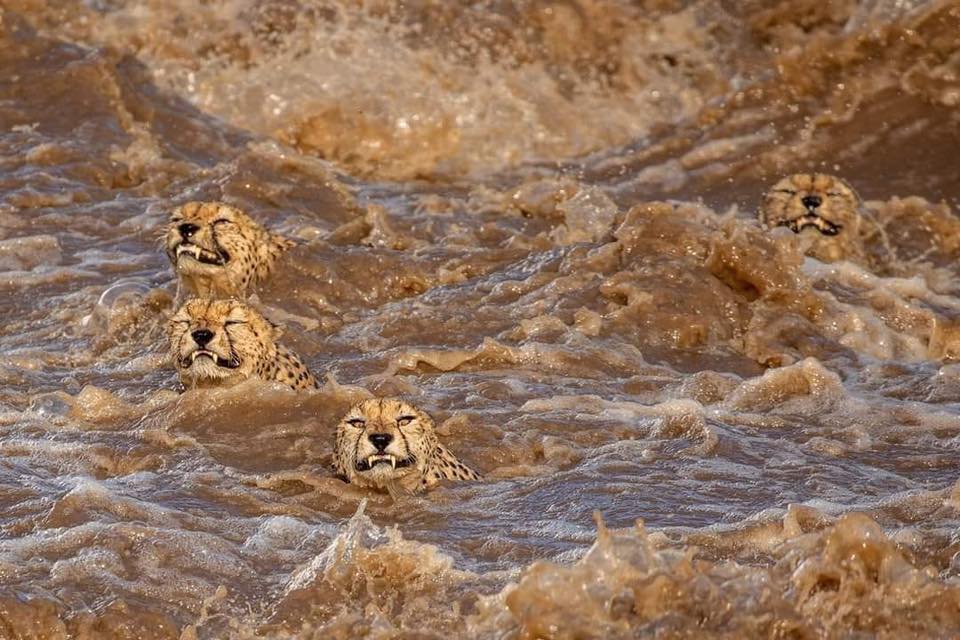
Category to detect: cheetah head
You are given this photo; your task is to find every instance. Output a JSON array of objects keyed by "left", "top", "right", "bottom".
[
  {"left": 166, "top": 201, "right": 291, "bottom": 298},
  {"left": 760, "top": 173, "right": 861, "bottom": 239},
  {"left": 168, "top": 298, "right": 281, "bottom": 389},
  {"left": 335, "top": 398, "right": 439, "bottom": 491}
]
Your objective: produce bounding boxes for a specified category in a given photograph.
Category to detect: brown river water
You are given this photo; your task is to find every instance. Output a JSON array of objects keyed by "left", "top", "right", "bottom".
[{"left": 3, "top": 0, "right": 960, "bottom": 637}]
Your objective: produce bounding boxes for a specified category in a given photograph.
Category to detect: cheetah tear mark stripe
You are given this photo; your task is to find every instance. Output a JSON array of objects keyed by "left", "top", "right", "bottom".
[
  {"left": 210, "top": 225, "right": 232, "bottom": 267},
  {"left": 222, "top": 323, "right": 242, "bottom": 369},
  {"left": 352, "top": 423, "right": 365, "bottom": 473},
  {"left": 395, "top": 419, "right": 414, "bottom": 463}
]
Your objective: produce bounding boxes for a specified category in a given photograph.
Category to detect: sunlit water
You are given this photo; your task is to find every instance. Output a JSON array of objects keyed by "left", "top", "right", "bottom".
[{"left": 2, "top": 0, "right": 960, "bottom": 637}]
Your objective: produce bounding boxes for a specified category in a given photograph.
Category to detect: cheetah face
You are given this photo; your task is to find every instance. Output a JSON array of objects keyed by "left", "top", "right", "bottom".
[
  {"left": 335, "top": 398, "right": 438, "bottom": 489},
  {"left": 166, "top": 202, "right": 273, "bottom": 296},
  {"left": 168, "top": 298, "right": 279, "bottom": 388},
  {"left": 760, "top": 173, "right": 861, "bottom": 238}
]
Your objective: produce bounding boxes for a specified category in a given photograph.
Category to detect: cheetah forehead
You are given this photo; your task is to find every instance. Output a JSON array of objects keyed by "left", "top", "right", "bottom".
[
  {"left": 773, "top": 173, "right": 857, "bottom": 198},
  {"left": 173, "top": 201, "right": 247, "bottom": 222},
  {"left": 172, "top": 298, "right": 271, "bottom": 329},
  {"left": 348, "top": 398, "right": 434, "bottom": 424}
]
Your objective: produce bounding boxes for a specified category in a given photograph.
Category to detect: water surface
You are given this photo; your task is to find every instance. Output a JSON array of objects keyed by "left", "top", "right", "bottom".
[{"left": 2, "top": 1, "right": 960, "bottom": 637}]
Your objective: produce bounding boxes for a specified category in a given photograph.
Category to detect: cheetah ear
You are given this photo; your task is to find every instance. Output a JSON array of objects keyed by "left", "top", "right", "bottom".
[
  {"left": 268, "top": 319, "right": 284, "bottom": 340},
  {"left": 272, "top": 233, "right": 296, "bottom": 251},
  {"left": 842, "top": 179, "right": 863, "bottom": 206}
]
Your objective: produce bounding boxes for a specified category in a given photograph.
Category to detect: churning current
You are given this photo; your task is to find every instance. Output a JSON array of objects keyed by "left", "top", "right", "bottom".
[{"left": 1, "top": 0, "right": 960, "bottom": 637}]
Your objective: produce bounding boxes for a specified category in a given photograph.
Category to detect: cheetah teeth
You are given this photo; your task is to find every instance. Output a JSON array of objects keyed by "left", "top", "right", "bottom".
[
  {"left": 368, "top": 454, "right": 397, "bottom": 469},
  {"left": 176, "top": 244, "right": 201, "bottom": 258},
  {"left": 782, "top": 215, "right": 841, "bottom": 236},
  {"left": 175, "top": 243, "right": 227, "bottom": 266},
  {"left": 356, "top": 454, "right": 413, "bottom": 472},
  {"left": 184, "top": 350, "right": 240, "bottom": 369}
]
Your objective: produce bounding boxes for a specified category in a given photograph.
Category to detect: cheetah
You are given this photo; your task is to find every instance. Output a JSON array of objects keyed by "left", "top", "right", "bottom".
[
  {"left": 333, "top": 398, "right": 480, "bottom": 494},
  {"left": 165, "top": 201, "right": 294, "bottom": 299},
  {"left": 168, "top": 298, "right": 318, "bottom": 391},
  {"left": 760, "top": 173, "right": 863, "bottom": 262}
]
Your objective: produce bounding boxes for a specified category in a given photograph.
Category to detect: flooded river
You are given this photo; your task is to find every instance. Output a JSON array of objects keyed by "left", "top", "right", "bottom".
[{"left": 2, "top": 0, "right": 960, "bottom": 637}]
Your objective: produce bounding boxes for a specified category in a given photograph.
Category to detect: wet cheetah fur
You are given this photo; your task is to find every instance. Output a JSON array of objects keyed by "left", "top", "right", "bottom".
[
  {"left": 168, "top": 298, "right": 317, "bottom": 391},
  {"left": 166, "top": 201, "right": 294, "bottom": 299},
  {"left": 760, "top": 173, "right": 863, "bottom": 262},
  {"left": 333, "top": 398, "right": 480, "bottom": 494}
]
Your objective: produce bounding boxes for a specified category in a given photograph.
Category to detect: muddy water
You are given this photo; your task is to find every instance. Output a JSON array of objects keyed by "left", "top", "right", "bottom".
[{"left": 2, "top": 0, "right": 960, "bottom": 637}]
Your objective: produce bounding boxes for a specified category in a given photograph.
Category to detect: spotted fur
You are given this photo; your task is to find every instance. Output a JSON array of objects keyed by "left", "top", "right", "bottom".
[
  {"left": 168, "top": 298, "right": 317, "bottom": 391},
  {"left": 165, "top": 201, "right": 294, "bottom": 300},
  {"left": 759, "top": 173, "right": 862, "bottom": 262},
  {"left": 333, "top": 398, "right": 480, "bottom": 493}
]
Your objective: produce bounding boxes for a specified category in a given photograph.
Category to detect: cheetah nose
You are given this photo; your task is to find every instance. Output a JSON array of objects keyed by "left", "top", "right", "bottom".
[
  {"left": 191, "top": 329, "right": 214, "bottom": 346},
  {"left": 178, "top": 223, "right": 200, "bottom": 238},
  {"left": 368, "top": 433, "right": 393, "bottom": 452},
  {"left": 801, "top": 195, "right": 822, "bottom": 210}
]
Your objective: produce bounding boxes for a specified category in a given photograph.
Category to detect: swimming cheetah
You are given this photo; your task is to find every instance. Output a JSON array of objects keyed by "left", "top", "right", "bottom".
[
  {"left": 168, "top": 298, "right": 317, "bottom": 391},
  {"left": 165, "top": 201, "right": 294, "bottom": 299},
  {"left": 760, "top": 173, "right": 862, "bottom": 262},
  {"left": 333, "top": 398, "right": 480, "bottom": 494}
]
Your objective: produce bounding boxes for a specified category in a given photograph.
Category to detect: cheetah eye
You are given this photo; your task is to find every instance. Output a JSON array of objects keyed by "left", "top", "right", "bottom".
[
  {"left": 347, "top": 418, "right": 366, "bottom": 428},
  {"left": 212, "top": 218, "right": 234, "bottom": 225},
  {"left": 224, "top": 320, "right": 247, "bottom": 326},
  {"left": 825, "top": 192, "right": 843, "bottom": 197},
  {"left": 170, "top": 217, "right": 183, "bottom": 223},
  {"left": 396, "top": 415, "right": 415, "bottom": 427}
]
